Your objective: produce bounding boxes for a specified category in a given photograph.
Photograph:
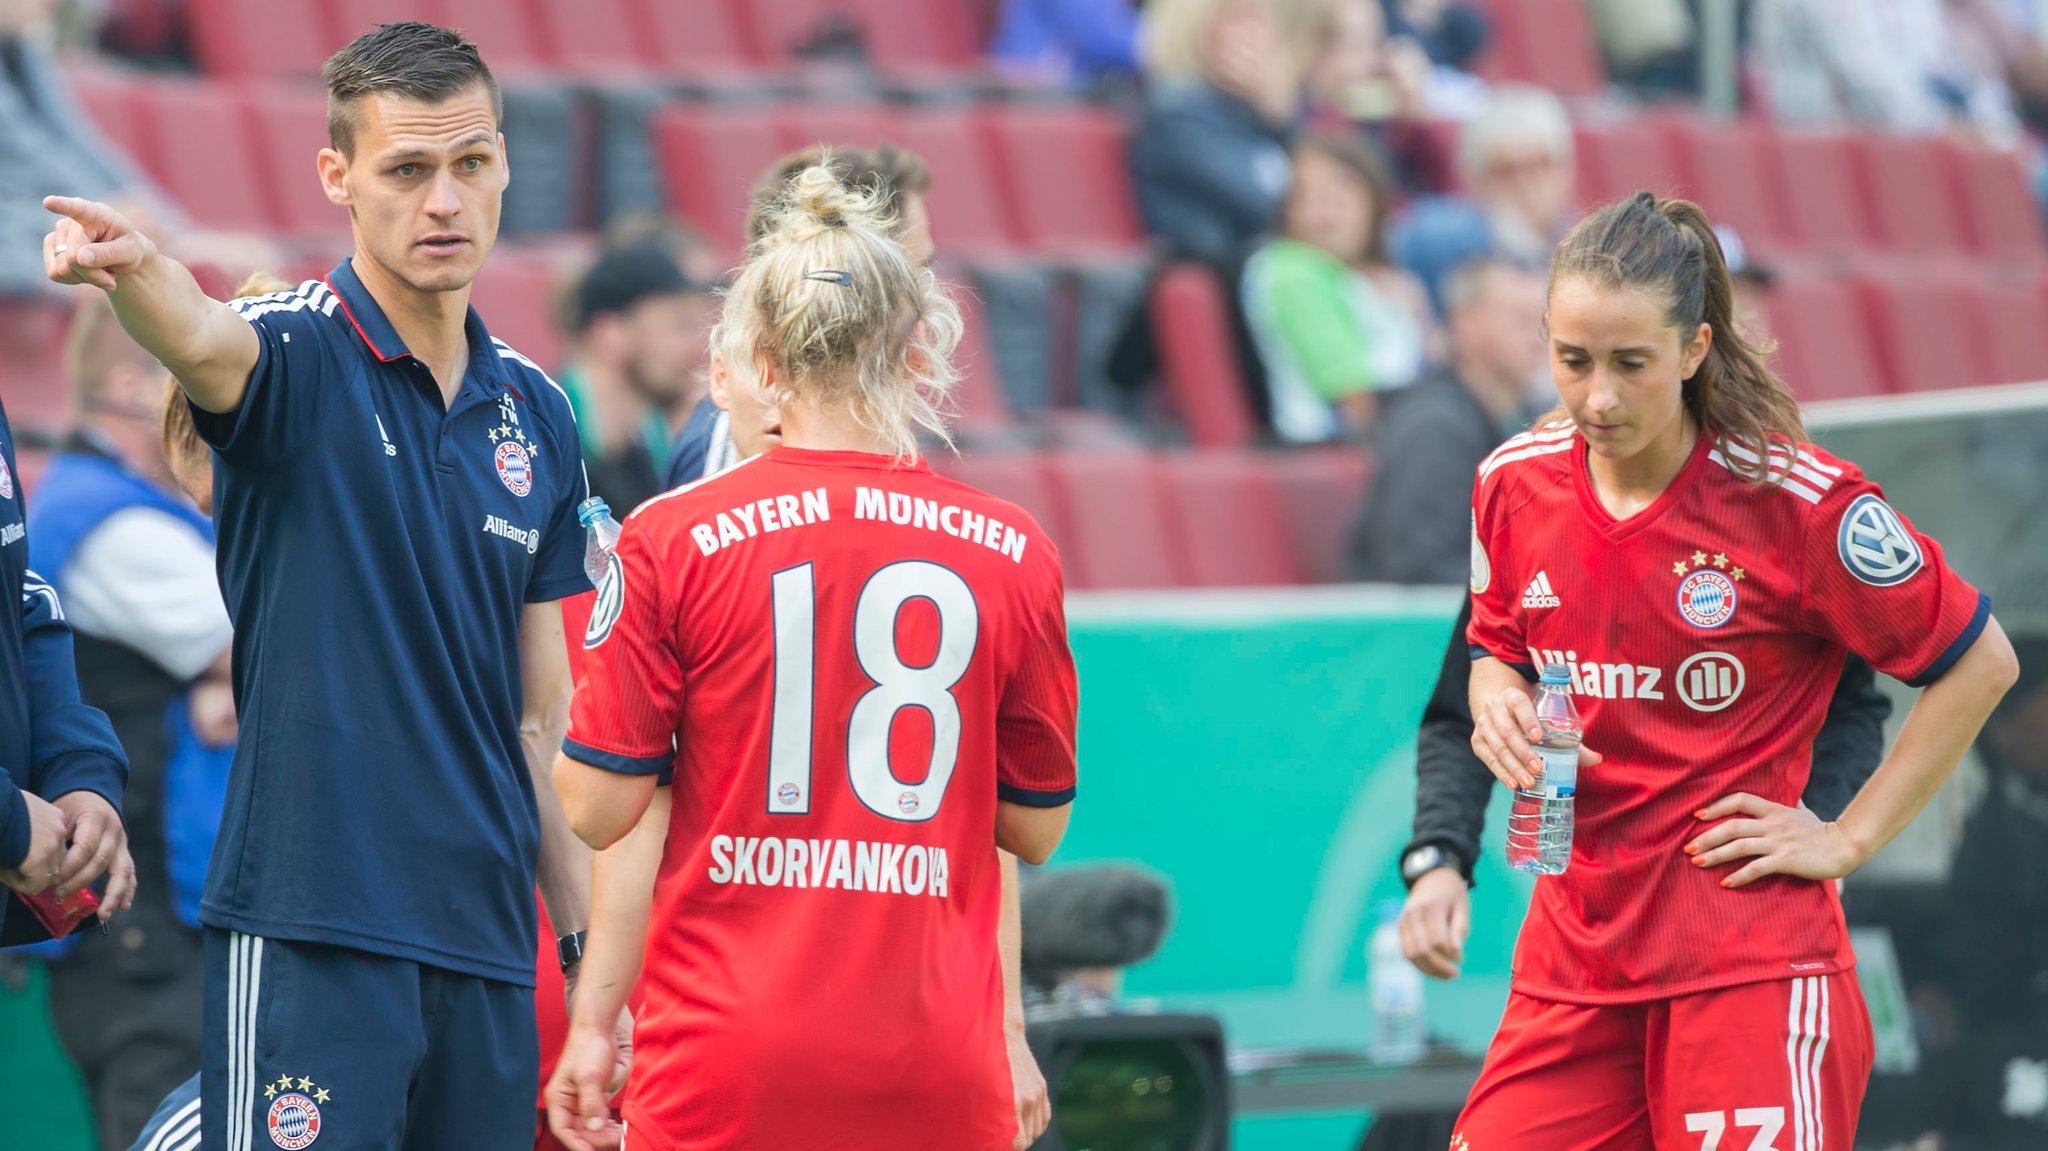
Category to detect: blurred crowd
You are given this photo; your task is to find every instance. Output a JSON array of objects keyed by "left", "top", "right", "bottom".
[{"left": 0, "top": 1, "right": 2046, "bottom": 1149}]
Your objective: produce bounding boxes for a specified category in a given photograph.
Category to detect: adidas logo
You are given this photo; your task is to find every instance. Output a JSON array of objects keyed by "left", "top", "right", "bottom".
[{"left": 1522, "top": 570, "right": 1561, "bottom": 609}]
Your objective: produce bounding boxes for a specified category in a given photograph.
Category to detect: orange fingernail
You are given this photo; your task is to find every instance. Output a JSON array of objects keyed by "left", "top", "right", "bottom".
[
  {"left": 1683, "top": 844, "right": 1696, "bottom": 855},
  {"left": 1692, "top": 856, "right": 1706, "bottom": 866},
  {"left": 1694, "top": 809, "right": 1707, "bottom": 819},
  {"left": 1720, "top": 878, "right": 1734, "bottom": 888}
]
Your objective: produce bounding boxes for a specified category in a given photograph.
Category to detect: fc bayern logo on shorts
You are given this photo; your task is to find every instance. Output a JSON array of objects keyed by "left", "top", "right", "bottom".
[
  {"left": 0, "top": 454, "right": 14, "bottom": 500},
  {"left": 898, "top": 791, "right": 920, "bottom": 815},
  {"left": 268, "top": 1093, "right": 322, "bottom": 1149},
  {"left": 1676, "top": 569, "right": 1737, "bottom": 629},
  {"left": 777, "top": 782, "right": 801, "bottom": 806},
  {"left": 583, "top": 553, "right": 624, "bottom": 650},
  {"left": 1838, "top": 493, "right": 1922, "bottom": 586},
  {"left": 495, "top": 440, "right": 533, "bottom": 497}
]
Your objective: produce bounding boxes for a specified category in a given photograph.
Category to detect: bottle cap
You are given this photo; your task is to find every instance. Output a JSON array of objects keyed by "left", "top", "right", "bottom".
[
  {"left": 1538, "top": 663, "right": 1571, "bottom": 685},
  {"left": 575, "top": 496, "right": 610, "bottom": 527}
]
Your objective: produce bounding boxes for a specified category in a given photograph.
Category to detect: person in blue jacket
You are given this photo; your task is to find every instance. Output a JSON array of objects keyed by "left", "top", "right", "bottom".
[{"left": 0, "top": 392, "right": 132, "bottom": 944}]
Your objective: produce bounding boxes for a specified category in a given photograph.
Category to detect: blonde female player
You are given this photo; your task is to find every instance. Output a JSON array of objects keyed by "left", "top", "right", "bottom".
[
  {"left": 546, "top": 163, "right": 1078, "bottom": 1151},
  {"left": 1460, "top": 192, "right": 2017, "bottom": 1149}
]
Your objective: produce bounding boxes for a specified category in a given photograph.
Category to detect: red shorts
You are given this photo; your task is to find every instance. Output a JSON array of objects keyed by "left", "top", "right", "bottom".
[{"left": 1453, "top": 973, "right": 1873, "bottom": 1150}]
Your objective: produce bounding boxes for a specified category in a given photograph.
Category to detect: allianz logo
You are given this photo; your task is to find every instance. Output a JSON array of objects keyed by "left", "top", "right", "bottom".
[
  {"left": 482, "top": 514, "right": 539, "bottom": 555},
  {"left": 1532, "top": 648, "right": 1744, "bottom": 712}
]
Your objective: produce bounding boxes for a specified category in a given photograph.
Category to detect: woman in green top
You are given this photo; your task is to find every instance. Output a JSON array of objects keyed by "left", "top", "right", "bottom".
[{"left": 1243, "top": 132, "right": 1436, "bottom": 442}]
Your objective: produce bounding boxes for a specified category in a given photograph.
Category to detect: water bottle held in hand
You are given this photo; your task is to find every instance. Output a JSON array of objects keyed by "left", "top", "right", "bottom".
[
  {"left": 577, "top": 497, "right": 621, "bottom": 590},
  {"left": 1507, "top": 664, "right": 1584, "bottom": 876}
]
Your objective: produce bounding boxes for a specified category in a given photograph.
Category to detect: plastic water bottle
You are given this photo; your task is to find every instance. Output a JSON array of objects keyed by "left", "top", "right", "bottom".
[
  {"left": 1506, "top": 664, "right": 1584, "bottom": 876},
  {"left": 576, "top": 496, "right": 621, "bottom": 589},
  {"left": 1368, "top": 901, "right": 1426, "bottom": 1066}
]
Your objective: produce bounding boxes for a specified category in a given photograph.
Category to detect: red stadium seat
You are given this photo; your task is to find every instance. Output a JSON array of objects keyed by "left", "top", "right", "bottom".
[
  {"left": 1962, "top": 269, "right": 2048, "bottom": 385},
  {"left": 1948, "top": 144, "right": 2045, "bottom": 257},
  {"left": 1148, "top": 264, "right": 1257, "bottom": 449},
  {"left": 1042, "top": 451, "right": 1189, "bottom": 590},
  {"left": 988, "top": 105, "right": 1145, "bottom": 257},
  {"left": 184, "top": 0, "right": 332, "bottom": 78},
  {"left": 1160, "top": 452, "right": 1305, "bottom": 587},
  {"left": 890, "top": 107, "right": 1021, "bottom": 257},
  {"left": 778, "top": 102, "right": 896, "bottom": 155},
  {"left": 1853, "top": 261, "right": 1988, "bottom": 393},
  {"left": 1263, "top": 448, "right": 1372, "bottom": 585},
  {"left": 65, "top": 65, "right": 147, "bottom": 163},
  {"left": 933, "top": 451, "right": 1068, "bottom": 550},
  {"left": 130, "top": 81, "right": 276, "bottom": 231},
  {"left": 1666, "top": 116, "right": 1792, "bottom": 252},
  {"left": 1573, "top": 119, "right": 1685, "bottom": 209},
  {"left": 528, "top": 0, "right": 644, "bottom": 71},
  {"left": 1849, "top": 135, "right": 1969, "bottom": 254},
  {"left": 1484, "top": 0, "right": 1606, "bottom": 97},
  {"left": 435, "top": 0, "right": 549, "bottom": 74},
  {"left": 626, "top": 0, "right": 758, "bottom": 69},
  {"left": 949, "top": 288, "right": 1017, "bottom": 436},
  {"left": 327, "top": 0, "right": 426, "bottom": 47},
  {"left": 745, "top": 0, "right": 977, "bottom": 69},
  {"left": 1763, "top": 270, "right": 1890, "bottom": 402},
  {"left": 652, "top": 104, "right": 794, "bottom": 254},
  {"left": 248, "top": 91, "right": 351, "bottom": 239},
  {"left": 468, "top": 249, "right": 569, "bottom": 375},
  {"left": 1770, "top": 133, "right": 1872, "bottom": 252}
]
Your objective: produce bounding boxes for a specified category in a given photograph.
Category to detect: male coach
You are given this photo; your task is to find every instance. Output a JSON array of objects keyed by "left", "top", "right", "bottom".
[{"left": 44, "top": 23, "right": 596, "bottom": 1151}]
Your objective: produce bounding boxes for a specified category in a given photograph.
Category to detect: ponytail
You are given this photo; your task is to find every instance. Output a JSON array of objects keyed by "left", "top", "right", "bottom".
[{"left": 1549, "top": 192, "right": 1806, "bottom": 483}]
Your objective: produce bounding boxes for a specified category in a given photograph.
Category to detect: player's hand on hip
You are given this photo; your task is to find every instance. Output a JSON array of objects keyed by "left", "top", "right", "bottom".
[
  {"left": 52, "top": 791, "right": 127, "bottom": 904},
  {"left": 43, "top": 195, "right": 155, "bottom": 291},
  {"left": 0, "top": 792, "right": 70, "bottom": 893},
  {"left": 545, "top": 1022, "right": 625, "bottom": 1151},
  {"left": 1397, "top": 868, "right": 1470, "bottom": 980},
  {"left": 1006, "top": 1024, "right": 1050, "bottom": 1149},
  {"left": 1686, "top": 793, "right": 1864, "bottom": 889}
]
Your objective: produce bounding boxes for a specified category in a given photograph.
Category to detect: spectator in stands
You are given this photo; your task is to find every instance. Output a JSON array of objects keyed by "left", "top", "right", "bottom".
[
  {"left": 1305, "top": 0, "right": 1456, "bottom": 193},
  {"left": 1242, "top": 133, "right": 1435, "bottom": 442},
  {"left": 561, "top": 247, "right": 712, "bottom": 513},
  {"left": 1379, "top": 0, "right": 1488, "bottom": 73},
  {"left": 1585, "top": 0, "right": 1697, "bottom": 95},
  {"left": 1391, "top": 86, "right": 1576, "bottom": 311},
  {"left": 990, "top": 0, "right": 1143, "bottom": 90},
  {"left": 1130, "top": 0, "right": 1337, "bottom": 267},
  {"left": 1349, "top": 258, "right": 1544, "bottom": 583},
  {"left": 1718, "top": 227, "right": 1775, "bottom": 345},
  {"left": 28, "top": 275, "right": 260, "bottom": 1150},
  {"left": 1752, "top": 0, "right": 2024, "bottom": 147}
]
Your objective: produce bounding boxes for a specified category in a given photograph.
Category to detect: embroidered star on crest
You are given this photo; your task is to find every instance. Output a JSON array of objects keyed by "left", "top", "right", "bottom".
[
  {"left": 1732, "top": 567, "right": 1746, "bottom": 581},
  {"left": 488, "top": 427, "right": 501, "bottom": 443},
  {"left": 1713, "top": 553, "right": 1729, "bottom": 568},
  {"left": 1691, "top": 550, "right": 1708, "bottom": 567},
  {"left": 314, "top": 1088, "right": 331, "bottom": 1104},
  {"left": 297, "top": 1077, "right": 313, "bottom": 1092},
  {"left": 274, "top": 1075, "right": 294, "bottom": 1094},
  {"left": 264, "top": 1083, "right": 279, "bottom": 1100},
  {"left": 1672, "top": 561, "right": 1688, "bottom": 576}
]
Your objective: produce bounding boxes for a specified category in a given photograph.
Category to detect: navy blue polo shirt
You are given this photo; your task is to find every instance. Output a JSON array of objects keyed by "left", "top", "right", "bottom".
[{"left": 190, "top": 259, "right": 589, "bottom": 983}]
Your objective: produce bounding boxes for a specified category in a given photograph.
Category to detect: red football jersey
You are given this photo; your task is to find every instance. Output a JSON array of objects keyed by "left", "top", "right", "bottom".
[
  {"left": 1469, "top": 423, "right": 1987, "bottom": 1003},
  {"left": 564, "top": 447, "right": 1078, "bottom": 1151}
]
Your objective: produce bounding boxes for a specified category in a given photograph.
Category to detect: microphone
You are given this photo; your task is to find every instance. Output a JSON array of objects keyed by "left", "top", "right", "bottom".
[{"left": 1019, "top": 864, "right": 1172, "bottom": 988}]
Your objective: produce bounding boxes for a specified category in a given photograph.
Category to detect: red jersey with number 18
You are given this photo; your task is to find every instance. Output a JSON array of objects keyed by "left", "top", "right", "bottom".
[
  {"left": 564, "top": 447, "right": 1079, "bottom": 1151},
  {"left": 1468, "top": 423, "right": 1987, "bottom": 1004}
]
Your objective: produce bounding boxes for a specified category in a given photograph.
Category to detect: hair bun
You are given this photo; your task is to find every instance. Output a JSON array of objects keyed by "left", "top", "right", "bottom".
[{"left": 792, "top": 164, "right": 852, "bottom": 227}]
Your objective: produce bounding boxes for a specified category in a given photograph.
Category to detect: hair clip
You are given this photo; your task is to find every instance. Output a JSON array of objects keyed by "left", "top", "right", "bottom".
[{"left": 804, "top": 269, "right": 853, "bottom": 287}]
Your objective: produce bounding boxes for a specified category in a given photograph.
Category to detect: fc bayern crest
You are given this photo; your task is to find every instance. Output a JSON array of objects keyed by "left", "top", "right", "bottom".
[
  {"left": 1677, "top": 569, "right": 1738, "bottom": 629},
  {"left": 0, "top": 454, "right": 14, "bottom": 500},
  {"left": 495, "top": 440, "right": 534, "bottom": 497},
  {"left": 268, "top": 1093, "right": 322, "bottom": 1149}
]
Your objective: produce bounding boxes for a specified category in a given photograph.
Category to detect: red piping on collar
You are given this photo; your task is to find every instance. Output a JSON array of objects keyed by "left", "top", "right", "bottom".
[{"left": 322, "top": 276, "right": 406, "bottom": 363}]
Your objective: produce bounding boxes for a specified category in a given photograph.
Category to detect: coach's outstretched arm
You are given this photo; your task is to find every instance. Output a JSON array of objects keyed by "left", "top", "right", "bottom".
[{"left": 42, "top": 196, "right": 258, "bottom": 413}]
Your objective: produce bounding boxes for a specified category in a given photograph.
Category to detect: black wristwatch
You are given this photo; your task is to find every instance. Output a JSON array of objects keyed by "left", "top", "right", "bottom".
[
  {"left": 1400, "top": 844, "right": 1471, "bottom": 890},
  {"left": 556, "top": 930, "right": 587, "bottom": 972}
]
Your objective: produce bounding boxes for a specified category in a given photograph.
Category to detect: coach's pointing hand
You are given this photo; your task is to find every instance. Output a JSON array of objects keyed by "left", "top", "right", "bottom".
[{"left": 43, "top": 195, "right": 156, "bottom": 291}]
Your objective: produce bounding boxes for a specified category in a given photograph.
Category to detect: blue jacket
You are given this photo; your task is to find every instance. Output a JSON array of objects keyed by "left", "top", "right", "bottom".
[
  {"left": 28, "top": 442, "right": 227, "bottom": 929},
  {"left": 0, "top": 405, "right": 129, "bottom": 947}
]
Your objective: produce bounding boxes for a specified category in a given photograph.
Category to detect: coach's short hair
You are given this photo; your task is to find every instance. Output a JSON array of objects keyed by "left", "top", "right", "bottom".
[
  {"left": 323, "top": 22, "right": 501, "bottom": 157},
  {"left": 745, "top": 143, "right": 932, "bottom": 245}
]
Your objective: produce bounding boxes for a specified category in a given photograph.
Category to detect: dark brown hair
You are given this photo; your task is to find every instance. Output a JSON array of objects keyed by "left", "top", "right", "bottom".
[
  {"left": 323, "top": 22, "right": 501, "bottom": 157},
  {"left": 745, "top": 143, "right": 932, "bottom": 245},
  {"left": 1291, "top": 132, "right": 1396, "bottom": 266},
  {"left": 1548, "top": 192, "right": 1805, "bottom": 482}
]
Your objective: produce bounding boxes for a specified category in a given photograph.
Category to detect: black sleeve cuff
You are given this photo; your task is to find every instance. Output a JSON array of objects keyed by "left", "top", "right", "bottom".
[
  {"left": 1470, "top": 644, "right": 1537, "bottom": 680},
  {"left": 561, "top": 738, "right": 671, "bottom": 776},
  {"left": 998, "top": 782, "right": 1076, "bottom": 807},
  {"left": 1906, "top": 591, "right": 1991, "bottom": 688}
]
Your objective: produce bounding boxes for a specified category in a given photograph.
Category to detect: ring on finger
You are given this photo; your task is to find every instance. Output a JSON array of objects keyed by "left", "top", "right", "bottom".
[{"left": 53, "top": 244, "right": 67, "bottom": 256}]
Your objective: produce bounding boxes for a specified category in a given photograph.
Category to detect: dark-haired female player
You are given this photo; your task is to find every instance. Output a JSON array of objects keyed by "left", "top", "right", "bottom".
[{"left": 1459, "top": 193, "right": 2018, "bottom": 1148}]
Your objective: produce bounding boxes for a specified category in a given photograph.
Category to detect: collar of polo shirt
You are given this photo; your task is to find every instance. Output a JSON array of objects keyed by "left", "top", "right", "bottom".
[{"left": 322, "top": 258, "right": 522, "bottom": 402}]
